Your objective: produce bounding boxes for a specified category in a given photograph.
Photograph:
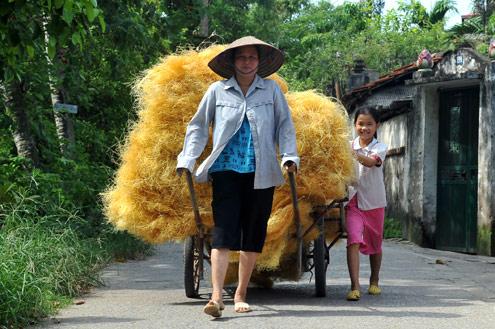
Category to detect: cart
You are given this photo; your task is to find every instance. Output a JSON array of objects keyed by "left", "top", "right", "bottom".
[{"left": 183, "top": 171, "right": 347, "bottom": 298}]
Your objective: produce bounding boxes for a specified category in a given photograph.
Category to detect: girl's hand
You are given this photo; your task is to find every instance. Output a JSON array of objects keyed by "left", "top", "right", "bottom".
[{"left": 355, "top": 152, "right": 381, "bottom": 167}]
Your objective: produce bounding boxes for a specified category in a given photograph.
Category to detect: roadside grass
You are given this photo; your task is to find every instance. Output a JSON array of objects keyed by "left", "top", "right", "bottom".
[
  {"left": 384, "top": 217, "right": 402, "bottom": 239},
  {"left": 0, "top": 194, "right": 151, "bottom": 327}
]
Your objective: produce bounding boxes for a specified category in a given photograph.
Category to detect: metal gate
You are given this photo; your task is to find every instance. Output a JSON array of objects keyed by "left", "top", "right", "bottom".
[{"left": 436, "top": 87, "right": 479, "bottom": 253}]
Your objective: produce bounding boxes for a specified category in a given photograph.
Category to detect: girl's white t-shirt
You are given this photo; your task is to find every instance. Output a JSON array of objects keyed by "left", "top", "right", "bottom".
[{"left": 348, "top": 137, "right": 388, "bottom": 210}]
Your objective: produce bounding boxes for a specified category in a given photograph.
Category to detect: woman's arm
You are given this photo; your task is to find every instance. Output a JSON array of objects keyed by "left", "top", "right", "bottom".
[
  {"left": 273, "top": 83, "right": 300, "bottom": 169},
  {"left": 177, "top": 85, "right": 216, "bottom": 172}
]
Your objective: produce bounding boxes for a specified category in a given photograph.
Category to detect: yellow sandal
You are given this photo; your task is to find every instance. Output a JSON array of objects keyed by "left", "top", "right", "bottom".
[
  {"left": 368, "top": 284, "right": 381, "bottom": 295},
  {"left": 346, "top": 289, "right": 361, "bottom": 301}
]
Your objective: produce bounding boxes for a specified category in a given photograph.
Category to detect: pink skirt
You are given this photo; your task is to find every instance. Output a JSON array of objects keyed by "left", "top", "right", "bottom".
[{"left": 345, "top": 196, "right": 385, "bottom": 255}]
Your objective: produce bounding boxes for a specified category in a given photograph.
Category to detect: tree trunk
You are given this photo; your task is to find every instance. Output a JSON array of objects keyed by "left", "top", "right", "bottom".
[
  {"left": 2, "top": 80, "right": 40, "bottom": 167},
  {"left": 50, "top": 49, "right": 75, "bottom": 157},
  {"left": 199, "top": 0, "right": 209, "bottom": 37},
  {"left": 335, "top": 79, "right": 342, "bottom": 100},
  {"left": 42, "top": 15, "right": 75, "bottom": 157},
  {"left": 51, "top": 85, "right": 75, "bottom": 156},
  {"left": 47, "top": 45, "right": 75, "bottom": 157}
]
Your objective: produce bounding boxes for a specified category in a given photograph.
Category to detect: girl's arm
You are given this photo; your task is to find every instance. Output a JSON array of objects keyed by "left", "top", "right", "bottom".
[{"left": 353, "top": 151, "right": 382, "bottom": 168}]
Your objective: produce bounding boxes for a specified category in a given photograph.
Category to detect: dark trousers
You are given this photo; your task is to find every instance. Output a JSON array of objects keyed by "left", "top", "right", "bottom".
[{"left": 210, "top": 171, "right": 275, "bottom": 252}]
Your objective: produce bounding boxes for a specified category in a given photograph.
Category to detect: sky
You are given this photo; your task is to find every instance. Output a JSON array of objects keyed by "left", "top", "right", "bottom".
[{"left": 330, "top": 0, "right": 473, "bottom": 28}]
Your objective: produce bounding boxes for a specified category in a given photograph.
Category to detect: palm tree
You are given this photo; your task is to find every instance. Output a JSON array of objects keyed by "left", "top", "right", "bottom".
[
  {"left": 447, "top": 0, "right": 495, "bottom": 47},
  {"left": 409, "top": 0, "right": 457, "bottom": 28},
  {"left": 472, "top": 0, "right": 495, "bottom": 34},
  {"left": 449, "top": 16, "right": 482, "bottom": 35},
  {"left": 429, "top": 0, "right": 458, "bottom": 25}
]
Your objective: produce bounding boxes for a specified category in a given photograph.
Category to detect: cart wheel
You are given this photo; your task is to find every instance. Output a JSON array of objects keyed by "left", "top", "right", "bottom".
[
  {"left": 313, "top": 233, "right": 328, "bottom": 297},
  {"left": 184, "top": 236, "right": 202, "bottom": 298}
]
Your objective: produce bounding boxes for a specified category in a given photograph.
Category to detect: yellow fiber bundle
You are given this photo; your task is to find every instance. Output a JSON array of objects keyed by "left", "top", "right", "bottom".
[
  {"left": 103, "top": 47, "right": 222, "bottom": 243},
  {"left": 228, "top": 91, "right": 354, "bottom": 274},
  {"left": 103, "top": 45, "right": 353, "bottom": 277}
]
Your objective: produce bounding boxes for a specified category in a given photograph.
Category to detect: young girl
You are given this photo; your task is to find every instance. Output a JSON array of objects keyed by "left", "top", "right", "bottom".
[{"left": 346, "top": 107, "right": 387, "bottom": 301}]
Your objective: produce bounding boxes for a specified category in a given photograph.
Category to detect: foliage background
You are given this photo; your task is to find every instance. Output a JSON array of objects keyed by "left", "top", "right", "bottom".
[{"left": 0, "top": 0, "right": 487, "bottom": 326}]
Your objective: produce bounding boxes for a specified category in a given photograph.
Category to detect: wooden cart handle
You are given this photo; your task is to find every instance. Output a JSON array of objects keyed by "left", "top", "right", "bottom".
[
  {"left": 185, "top": 170, "right": 204, "bottom": 238},
  {"left": 288, "top": 171, "right": 303, "bottom": 275}
]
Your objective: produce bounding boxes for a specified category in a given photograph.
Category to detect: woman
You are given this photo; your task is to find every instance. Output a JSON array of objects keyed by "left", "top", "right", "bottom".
[{"left": 177, "top": 36, "right": 299, "bottom": 317}]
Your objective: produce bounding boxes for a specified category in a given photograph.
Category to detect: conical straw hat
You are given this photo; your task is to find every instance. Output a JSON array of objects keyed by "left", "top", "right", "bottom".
[{"left": 208, "top": 36, "right": 284, "bottom": 78}]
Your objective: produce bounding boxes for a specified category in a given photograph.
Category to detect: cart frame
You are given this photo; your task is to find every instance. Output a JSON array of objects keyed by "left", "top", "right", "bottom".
[{"left": 182, "top": 171, "right": 347, "bottom": 298}]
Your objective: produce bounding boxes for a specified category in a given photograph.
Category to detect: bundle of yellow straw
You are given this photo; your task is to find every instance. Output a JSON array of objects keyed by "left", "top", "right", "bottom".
[{"left": 102, "top": 45, "right": 354, "bottom": 276}]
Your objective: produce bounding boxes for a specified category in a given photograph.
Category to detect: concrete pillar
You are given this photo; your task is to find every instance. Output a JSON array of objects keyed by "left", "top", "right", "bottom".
[
  {"left": 421, "top": 87, "right": 440, "bottom": 246},
  {"left": 478, "top": 63, "right": 495, "bottom": 256},
  {"left": 407, "top": 87, "right": 428, "bottom": 245},
  {"left": 408, "top": 86, "right": 439, "bottom": 247}
]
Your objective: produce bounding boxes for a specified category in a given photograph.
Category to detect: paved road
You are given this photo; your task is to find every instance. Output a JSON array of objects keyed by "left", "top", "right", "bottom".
[{"left": 36, "top": 239, "right": 495, "bottom": 329}]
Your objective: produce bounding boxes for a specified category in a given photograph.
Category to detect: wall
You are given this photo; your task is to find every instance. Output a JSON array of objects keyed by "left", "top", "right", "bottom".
[
  {"left": 478, "top": 62, "right": 495, "bottom": 255},
  {"left": 379, "top": 115, "right": 409, "bottom": 220},
  {"left": 437, "top": 49, "right": 483, "bottom": 77}
]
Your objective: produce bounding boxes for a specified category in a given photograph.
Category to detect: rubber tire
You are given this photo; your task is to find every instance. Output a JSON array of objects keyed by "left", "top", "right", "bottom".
[
  {"left": 314, "top": 233, "right": 327, "bottom": 297},
  {"left": 184, "top": 236, "right": 200, "bottom": 298}
]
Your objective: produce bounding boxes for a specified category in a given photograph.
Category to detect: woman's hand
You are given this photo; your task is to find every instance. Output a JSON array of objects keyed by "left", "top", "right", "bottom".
[
  {"left": 284, "top": 161, "right": 297, "bottom": 173},
  {"left": 176, "top": 167, "right": 189, "bottom": 177}
]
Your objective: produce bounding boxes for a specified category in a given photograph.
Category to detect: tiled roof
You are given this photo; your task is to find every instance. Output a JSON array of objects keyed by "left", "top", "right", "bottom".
[
  {"left": 342, "top": 53, "right": 444, "bottom": 103},
  {"left": 461, "top": 13, "right": 479, "bottom": 20}
]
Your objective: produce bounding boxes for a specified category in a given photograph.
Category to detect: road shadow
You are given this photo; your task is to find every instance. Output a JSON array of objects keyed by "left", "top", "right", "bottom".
[
  {"left": 36, "top": 316, "right": 142, "bottom": 327},
  {"left": 171, "top": 283, "right": 471, "bottom": 322}
]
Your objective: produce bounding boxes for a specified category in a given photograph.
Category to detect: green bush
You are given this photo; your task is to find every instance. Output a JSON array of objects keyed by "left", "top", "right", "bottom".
[
  {"left": 0, "top": 105, "right": 151, "bottom": 327},
  {"left": 0, "top": 192, "right": 151, "bottom": 327},
  {"left": 0, "top": 194, "right": 100, "bottom": 326}
]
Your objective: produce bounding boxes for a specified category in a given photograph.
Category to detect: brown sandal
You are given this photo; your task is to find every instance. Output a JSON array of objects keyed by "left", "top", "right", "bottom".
[{"left": 203, "top": 300, "right": 223, "bottom": 317}]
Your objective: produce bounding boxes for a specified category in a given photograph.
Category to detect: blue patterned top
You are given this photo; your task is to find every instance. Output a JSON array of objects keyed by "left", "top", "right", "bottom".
[{"left": 209, "top": 116, "right": 255, "bottom": 173}]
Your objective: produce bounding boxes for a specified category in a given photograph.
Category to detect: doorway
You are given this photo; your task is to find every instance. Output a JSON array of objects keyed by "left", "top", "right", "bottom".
[{"left": 436, "top": 87, "right": 479, "bottom": 253}]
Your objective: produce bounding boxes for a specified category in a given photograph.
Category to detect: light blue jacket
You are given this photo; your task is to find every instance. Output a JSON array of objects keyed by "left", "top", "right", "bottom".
[{"left": 177, "top": 75, "right": 299, "bottom": 189}]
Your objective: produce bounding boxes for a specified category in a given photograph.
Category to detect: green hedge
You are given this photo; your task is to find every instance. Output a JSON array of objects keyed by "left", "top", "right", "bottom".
[{"left": 0, "top": 192, "right": 151, "bottom": 327}]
